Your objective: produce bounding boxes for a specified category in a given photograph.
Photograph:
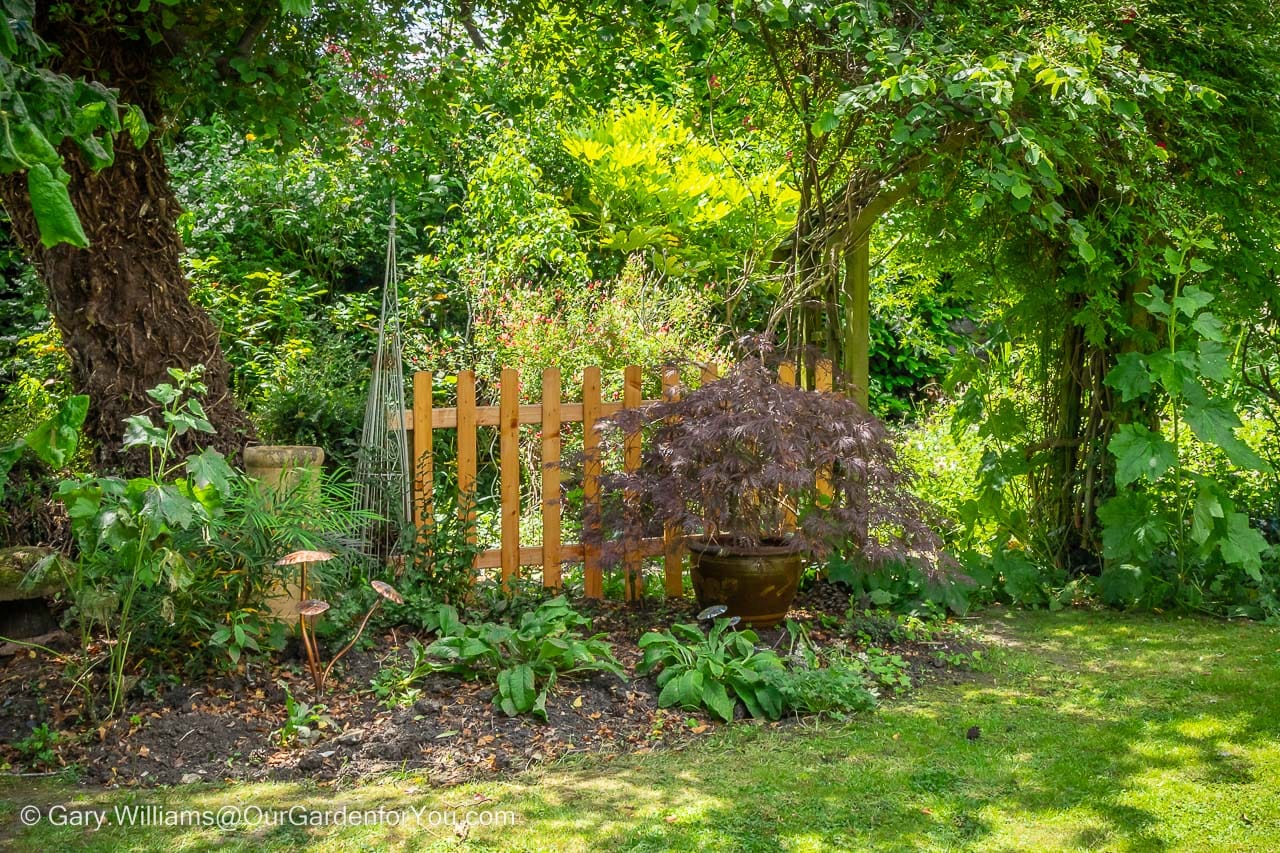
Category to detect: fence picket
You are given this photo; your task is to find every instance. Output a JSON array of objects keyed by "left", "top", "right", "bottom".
[
  {"left": 582, "top": 367, "right": 603, "bottom": 599},
  {"left": 457, "top": 370, "right": 477, "bottom": 547},
  {"left": 412, "top": 371, "right": 432, "bottom": 529},
  {"left": 542, "top": 368, "right": 562, "bottom": 589},
  {"left": 661, "top": 366, "right": 684, "bottom": 597},
  {"left": 622, "top": 365, "right": 643, "bottom": 601},
  {"left": 499, "top": 368, "right": 520, "bottom": 586}
]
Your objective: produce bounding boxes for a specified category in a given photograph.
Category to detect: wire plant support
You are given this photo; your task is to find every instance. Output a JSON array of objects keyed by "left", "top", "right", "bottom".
[{"left": 354, "top": 197, "right": 413, "bottom": 564}]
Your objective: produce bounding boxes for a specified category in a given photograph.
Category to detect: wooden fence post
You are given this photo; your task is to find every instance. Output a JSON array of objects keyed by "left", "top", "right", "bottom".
[
  {"left": 500, "top": 368, "right": 520, "bottom": 586},
  {"left": 815, "top": 358, "right": 833, "bottom": 501},
  {"left": 542, "top": 368, "right": 562, "bottom": 589},
  {"left": 622, "top": 365, "right": 643, "bottom": 601},
  {"left": 412, "top": 371, "right": 432, "bottom": 529},
  {"left": 777, "top": 362, "right": 798, "bottom": 532},
  {"left": 582, "top": 367, "right": 603, "bottom": 599}
]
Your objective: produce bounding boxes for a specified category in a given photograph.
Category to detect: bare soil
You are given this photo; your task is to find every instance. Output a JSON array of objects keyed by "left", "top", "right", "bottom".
[{"left": 0, "top": 582, "right": 982, "bottom": 787}]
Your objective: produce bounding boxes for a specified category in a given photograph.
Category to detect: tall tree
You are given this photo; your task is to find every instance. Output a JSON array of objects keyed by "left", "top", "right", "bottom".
[{"left": 0, "top": 1, "right": 414, "bottom": 468}]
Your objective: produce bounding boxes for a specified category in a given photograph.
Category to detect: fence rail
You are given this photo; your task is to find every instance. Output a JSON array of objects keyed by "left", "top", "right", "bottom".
[{"left": 398, "top": 361, "right": 831, "bottom": 600}]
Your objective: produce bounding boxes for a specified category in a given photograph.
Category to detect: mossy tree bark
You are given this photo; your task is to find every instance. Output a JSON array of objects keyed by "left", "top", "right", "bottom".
[{"left": 0, "top": 11, "right": 251, "bottom": 472}]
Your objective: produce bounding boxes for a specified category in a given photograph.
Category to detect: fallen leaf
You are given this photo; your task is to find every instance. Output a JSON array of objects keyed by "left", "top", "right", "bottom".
[{"left": 573, "top": 695, "right": 584, "bottom": 708}]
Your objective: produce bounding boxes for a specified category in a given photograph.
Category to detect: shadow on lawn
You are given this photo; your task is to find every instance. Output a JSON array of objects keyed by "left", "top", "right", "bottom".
[
  {"left": 495, "top": 610, "right": 1280, "bottom": 851},
  {"left": 1, "top": 610, "right": 1277, "bottom": 852}
]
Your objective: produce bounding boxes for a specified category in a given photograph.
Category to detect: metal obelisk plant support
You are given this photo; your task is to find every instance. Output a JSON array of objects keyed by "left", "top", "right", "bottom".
[{"left": 354, "top": 198, "right": 413, "bottom": 563}]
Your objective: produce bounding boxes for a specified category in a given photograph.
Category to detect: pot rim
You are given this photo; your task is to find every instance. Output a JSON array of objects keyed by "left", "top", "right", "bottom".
[{"left": 685, "top": 534, "right": 800, "bottom": 558}]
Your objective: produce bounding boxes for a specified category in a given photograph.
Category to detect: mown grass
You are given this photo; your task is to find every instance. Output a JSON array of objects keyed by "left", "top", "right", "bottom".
[{"left": 2, "top": 608, "right": 1278, "bottom": 851}]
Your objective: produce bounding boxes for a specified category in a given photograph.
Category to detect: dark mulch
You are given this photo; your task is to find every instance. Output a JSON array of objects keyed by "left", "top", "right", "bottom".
[{"left": 0, "top": 581, "right": 983, "bottom": 788}]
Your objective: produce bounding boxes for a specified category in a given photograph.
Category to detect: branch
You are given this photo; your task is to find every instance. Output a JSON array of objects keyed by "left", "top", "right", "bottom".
[
  {"left": 214, "top": 3, "right": 277, "bottom": 79},
  {"left": 458, "top": 0, "right": 489, "bottom": 52}
]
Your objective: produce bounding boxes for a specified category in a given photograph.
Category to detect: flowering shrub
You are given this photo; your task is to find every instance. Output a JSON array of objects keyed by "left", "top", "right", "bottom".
[{"left": 448, "top": 255, "right": 723, "bottom": 402}]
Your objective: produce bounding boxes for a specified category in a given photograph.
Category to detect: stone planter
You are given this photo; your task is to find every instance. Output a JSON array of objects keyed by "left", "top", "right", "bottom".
[
  {"left": 242, "top": 445, "right": 324, "bottom": 497},
  {"left": 0, "top": 546, "right": 66, "bottom": 639},
  {"left": 242, "top": 446, "right": 325, "bottom": 623}
]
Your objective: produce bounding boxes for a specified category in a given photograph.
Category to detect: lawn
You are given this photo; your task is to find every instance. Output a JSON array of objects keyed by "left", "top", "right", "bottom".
[{"left": 2, "top": 608, "right": 1277, "bottom": 851}]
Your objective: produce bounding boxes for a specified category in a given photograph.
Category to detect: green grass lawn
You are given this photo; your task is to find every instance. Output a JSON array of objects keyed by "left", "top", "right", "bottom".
[{"left": 2, "top": 608, "right": 1278, "bottom": 851}]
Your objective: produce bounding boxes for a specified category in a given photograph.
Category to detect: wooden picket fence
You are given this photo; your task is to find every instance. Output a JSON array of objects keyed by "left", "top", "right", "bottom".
[{"left": 398, "top": 360, "right": 832, "bottom": 600}]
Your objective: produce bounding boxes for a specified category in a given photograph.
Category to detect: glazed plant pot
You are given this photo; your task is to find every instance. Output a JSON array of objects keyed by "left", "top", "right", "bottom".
[{"left": 687, "top": 537, "right": 802, "bottom": 629}]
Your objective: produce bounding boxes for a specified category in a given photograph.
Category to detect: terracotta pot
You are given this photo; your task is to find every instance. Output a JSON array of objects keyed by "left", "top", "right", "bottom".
[{"left": 687, "top": 537, "right": 802, "bottom": 629}]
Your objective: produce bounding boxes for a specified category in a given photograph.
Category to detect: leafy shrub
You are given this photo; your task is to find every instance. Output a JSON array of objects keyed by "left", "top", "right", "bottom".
[
  {"left": 843, "top": 608, "right": 941, "bottom": 646},
  {"left": 593, "top": 340, "right": 947, "bottom": 564},
  {"left": 827, "top": 554, "right": 975, "bottom": 616},
  {"left": 763, "top": 654, "right": 877, "bottom": 719},
  {"left": 52, "top": 368, "right": 376, "bottom": 714},
  {"left": 638, "top": 619, "right": 880, "bottom": 721},
  {"left": 410, "top": 596, "right": 624, "bottom": 720},
  {"left": 381, "top": 479, "right": 484, "bottom": 629},
  {"left": 562, "top": 100, "right": 796, "bottom": 281},
  {"left": 455, "top": 254, "right": 722, "bottom": 404}
]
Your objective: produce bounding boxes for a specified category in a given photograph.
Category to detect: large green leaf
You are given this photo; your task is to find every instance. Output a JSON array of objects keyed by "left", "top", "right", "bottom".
[
  {"left": 497, "top": 664, "right": 536, "bottom": 716},
  {"left": 1097, "top": 492, "right": 1167, "bottom": 563},
  {"left": 186, "top": 447, "right": 234, "bottom": 494},
  {"left": 1109, "top": 423, "right": 1177, "bottom": 487},
  {"left": 1105, "top": 352, "right": 1152, "bottom": 402},
  {"left": 1182, "top": 398, "right": 1268, "bottom": 471},
  {"left": 24, "top": 394, "right": 88, "bottom": 467},
  {"left": 27, "top": 163, "right": 89, "bottom": 248},
  {"left": 1219, "top": 512, "right": 1268, "bottom": 579},
  {"left": 658, "top": 669, "right": 704, "bottom": 710}
]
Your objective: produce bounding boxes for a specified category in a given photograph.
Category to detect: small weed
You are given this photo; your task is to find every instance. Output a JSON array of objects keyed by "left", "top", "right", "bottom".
[
  {"left": 857, "top": 647, "right": 912, "bottom": 692},
  {"left": 370, "top": 639, "right": 434, "bottom": 709},
  {"left": 275, "top": 688, "right": 337, "bottom": 747},
  {"left": 15, "top": 723, "right": 60, "bottom": 768}
]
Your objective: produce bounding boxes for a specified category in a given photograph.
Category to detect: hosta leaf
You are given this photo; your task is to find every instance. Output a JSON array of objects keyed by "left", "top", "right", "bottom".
[
  {"left": 497, "top": 664, "right": 536, "bottom": 715},
  {"left": 701, "top": 679, "right": 735, "bottom": 722},
  {"left": 658, "top": 669, "right": 704, "bottom": 710}
]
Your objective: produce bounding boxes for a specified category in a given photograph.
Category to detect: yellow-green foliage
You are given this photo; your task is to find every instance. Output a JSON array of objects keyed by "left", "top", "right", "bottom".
[{"left": 563, "top": 101, "right": 797, "bottom": 280}]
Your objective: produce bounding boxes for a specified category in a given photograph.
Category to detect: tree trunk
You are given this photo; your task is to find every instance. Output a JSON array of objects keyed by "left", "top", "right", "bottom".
[
  {"left": 0, "top": 133, "right": 251, "bottom": 471},
  {"left": 0, "top": 4, "right": 251, "bottom": 473}
]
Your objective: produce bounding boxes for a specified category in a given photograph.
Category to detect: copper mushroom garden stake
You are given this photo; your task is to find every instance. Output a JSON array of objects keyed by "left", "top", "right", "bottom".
[
  {"left": 296, "top": 599, "right": 331, "bottom": 692},
  {"left": 272, "top": 550, "right": 405, "bottom": 695}
]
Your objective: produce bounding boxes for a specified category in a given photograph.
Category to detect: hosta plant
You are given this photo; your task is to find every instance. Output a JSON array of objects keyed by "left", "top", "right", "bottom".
[
  {"left": 413, "top": 596, "right": 624, "bottom": 720},
  {"left": 636, "top": 619, "right": 787, "bottom": 722}
]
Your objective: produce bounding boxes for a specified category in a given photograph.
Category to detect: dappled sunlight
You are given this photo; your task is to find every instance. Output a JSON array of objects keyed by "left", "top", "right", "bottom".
[{"left": 4, "top": 610, "right": 1280, "bottom": 851}]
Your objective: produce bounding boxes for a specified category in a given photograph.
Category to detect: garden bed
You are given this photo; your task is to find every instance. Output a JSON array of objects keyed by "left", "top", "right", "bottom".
[{"left": 0, "top": 583, "right": 983, "bottom": 787}]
